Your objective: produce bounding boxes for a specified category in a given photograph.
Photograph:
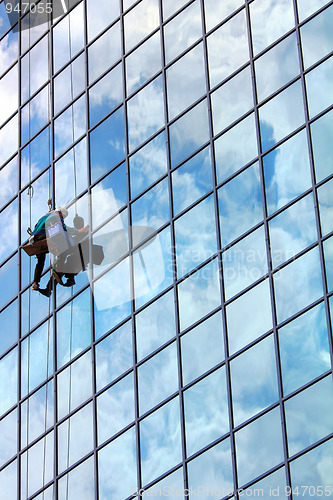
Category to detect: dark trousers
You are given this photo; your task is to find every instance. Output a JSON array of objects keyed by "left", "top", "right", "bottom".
[{"left": 34, "top": 253, "right": 46, "bottom": 284}]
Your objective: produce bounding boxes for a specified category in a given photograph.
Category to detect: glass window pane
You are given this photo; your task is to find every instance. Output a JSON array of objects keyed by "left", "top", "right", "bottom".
[
  {"left": 21, "top": 85, "right": 50, "bottom": 147},
  {"left": 140, "top": 397, "right": 182, "bottom": 485},
  {"left": 255, "top": 33, "right": 299, "bottom": 102},
  {"left": 21, "top": 432, "right": 53, "bottom": 499},
  {"left": 136, "top": 289, "right": 176, "bottom": 361},
  {"left": 21, "top": 127, "right": 51, "bottom": 189},
  {"left": 0, "top": 254, "right": 18, "bottom": 310},
  {"left": 138, "top": 342, "right": 178, "bottom": 415},
  {"left": 301, "top": 5, "right": 333, "bottom": 69},
  {"left": 98, "top": 427, "right": 137, "bottom": 500},
  {"left": 311, "top": 109, "right": 333, "bottom": 182},
  {"left": 172, "top": 146, "right": 213, "bottom": 216},
  {"left": 21, "top": 381, "right": 53, "bottom": 448},
  {"left": 318, "top": 179, "right": 333, "bottom": 237},
  {"left": 218, "top": 162, "right": 263, "bottom": 247},
  {"left": 21, "top": 35, "right": 48, "bottom": 104},
  {"left": 250, "top": 0, "right": 295, "bottom": 55},
  {"left": 214, "top": 113, "right": 258, "bottom": 182},
  {"left": 164, "top": 0, "right": 202, "bottom": 65},
  {"left": 87, "top": 0, "right": 120, "bottom": 41},
  {"left": 0, "top": 32, "right": 18, "bottom": 78},
  {"left": 0, "top": 299, "right": 18, "bottom": 356},
  {"left": 279, "top": 303, "right": 331, "bottom": 395},
  {"left": 55, "top": 138, "right": 87, "bottom": 207},
  {"left": 178, "top": 258, "right": 221, "bottom": 332},
  {"left": 297, "top": 0, "right": 331, "bottom": 21},
  {"left": 130, "top": 131, "right": 167, "bottom": 199},
  {"left": 20, "top": 282, "right": 52, "bottom": 337},
  {"left": 323, "top": 236, "right": 333, "bottom": 292},
  {"left": 0, "top": 2, "right": 14, "bottom": 38},
  {"left": 212, "top": 67, "right": 253, "bottom": 135},
  {"left": 141, "top": 468, "right": 184, "bottom": 497},
  {"left": 54, "top": 95, "right": 86, "bottom": 159},
  {"left": 263, "top": 130, "right": 312, "bottom": 215},
  {"left": 0, "top": 198, "right": 18, "bottom": 266},
  {"left": 175, "top": 195, "right": 217, "bottom": 278},
  {"left": 167, "top": 43, "right": 206, "bottom": 121},
  {"left": 169, "top": 99, "right": 210, "bottom": 168},
  {"left": 259, "top": 81, "right": 305, "bottom": 153},
  {"left": 226, "top": 279, "right": 272, "bottom": 354},
  {"left": 274, "top": 247, "right": 323, "bottom": 324},
  {"left": 285, "top": 375, "right": 333, "bottom": 456},
  {"left": 127, "top": 76, "right": 164, "bottom": 152},
  {"left": 0, "top": 461, "right": 17, "bottom": 500},
  {"left": 0, "top": 156, "right": 18, "bottom": 209},
  {"left": 54, "top": 54, "right": 85, "bottom": 115},
  {"left": 250, "top": 468, "right": 286, "bottom": 498},
  {"left": 306, "top": 56, "right": 333, "bottom": 119},
  {"left": 0, "top": 63, "right": 18, "bottom": 127},
  {"left": 58, "top": 456, "right": 95, "bottom": 500},
  {"left": 187, "top": 439, "right": 233, "bottom": 499},
  {"left": 235, "top": 407, "right": 284, "bottom": 486},
  {"left": 88, "top": 22, "right": 121, "bottom": 84},
  {"left": 0, "top": 114, "right": 18, "bottom": 169},
  {"left": 89, "top": 63, "right": 123, "bottom": 128},
  {"left": 231, "top": 335, "right": 279, "bottom": 426},
  {"left": 269, "top": 193, "right": 317, "bottom": 269},
  {"left": 53, "top": 4, "right": 84, "bottom": 73},
  {"left": 162, "top": 0, "right": 188, "bottom": 21},
  {"left": 184, "top": 367, "right": 229, "bottom": 456},
  {"left": 58, "top": 403, "right": 93, "bottom": 473},
  {"left": 223, "top": 226, "right": 268, "bottom": 300},
  {"left": 95, "top": 320, "right": 133, "bottom": 390},
  {"left": 124, "top": 0, "right": 159, "bottom": 52},
  {"left": 181, "top": 311, "right": 224, "bottom": 386},
  {"left": 97, "top": 373, "right": 135, "bottom": 444},
  {"left": 207, "top": 9, "right": 248, "bottom": 88},
  {"left": 0, "top": 408, "right": 17, "bottom": 466},
  {"left": 126, "top": 31, "right": 161, "bottom": 96}
]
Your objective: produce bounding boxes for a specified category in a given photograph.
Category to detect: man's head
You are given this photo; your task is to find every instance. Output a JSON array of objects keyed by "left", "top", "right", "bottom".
[{"left": 56, "top": 207, "right": 69, "bottom": 219}]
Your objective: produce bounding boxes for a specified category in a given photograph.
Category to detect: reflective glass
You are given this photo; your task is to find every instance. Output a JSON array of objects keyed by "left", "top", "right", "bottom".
[
  {"left": 279, "top": 303, "right": 331, "bottom": 395},
  {"left": 223, "top": 226, "right": 268, "bottom": 300},
  {"left": 0, "top": 63, "right": 18, "bottom": 127},
  {"left": 269, "top": 193, "right": 317, "bottom": 269},
  {"left": 21, "top": 85, "right": 50, "bottom": 147},
  {"left": 0, "top": 408, "right": 16, "bottom": 467},
  {"left": 162, "top": 0, "right": 188, "bottom": 21},
  {"left": 318, "top": 179, "right": 333, "bottom": 237},
  {"left": 54, "top": 54, "right": 85, "bottom": 115},
  {"left": 274, "top": 247, "right": 323, "bottom": 324},
  {"left": 141, "top": 468, "right": 184, "bottom": 497},
  {"left": 306, "top": 55, "right": 333, "bottom": 118},
  {"left": 0, "top": 114, "right": 18, "bottom": 169},
  {"left": 54, "top": 95, "right": 86, "bottom": 159},
  {"left": 259, "top": 81, "right": 305, "bottom": 152},
  {"left": 297, "top": 0, "right": 331, "bottom": 21},
  {"left": 212, "top": 67, "right": 253, "bottom": 134},
  {"left": 21, "top": 127, "right": 51, "bottom": 189},
  {"left": 311, "top": 109, "right": 333, "bottom": 182},
  {"left": 55, "top": 138, "right": 87, "bottom": 207},
  {"left": 127, "top": 76, "right": 164, "bottom": 152},
  {"left": 0, "top": 32, "right": 18, "bottom": 78},
  {"left": 181, "top": 312, "right": 224, "bottom": 385},
  {"left": 31, "top": 485, "right": 53, "bottom": 500},
  {"left": 219, "top": 162, "right": 263, "bottom": 247},
  {"left": 169, "top": 99, "right": 210, "bottom": 168},
  {"left": 205, "top": 0, "right": 244, "bottom": 31},
  {"left": 21, "top": 35, "right": 48, "bottom": 104},
  {"left": 250, "top": 0, "right": 295, "bottom": 55},
  {"left": 87, "top": 0, "right": 120, "bottom": 41},
  {"left": 140, "top": 397, "right": 182, "bottom": 485},
  {"left": 226, "top": 278, "right": 272, "bottom": 354},
  {"left": 98, "top": 427, "right": 137, "bottom": 500},
  {"left": 58, "top": 456, "right": 95, "bottom": 500},
  {"left": 21, "top": 381, "right": 53, "bottom": 448},
  {"left": 20, "top": 285, "right": 52, "bottom": 339},
  {"left": 21, "top": 432, "right": 53, "bottom": 499},
  {"left": 89, "top": 63, "right": 123, "bottom": 127},
  {"left": 138, "top": 342, "right": 178, "bottom": 415},
  {"left": 172, "top": 146, "right": 213, "bottom": 216},
  {"left": 124, "top": 0, "right": 159, "bottom": 52},
  {"left": 97, "top": 373, "right": 135, "bottom": 444},
  {"left": 184, "top": 367, "right": 229, "bottom": 456},
  {"left": 56, "top": 289, "right": 91, "bottom": 369},
  {"left": 0, "top": 299, "right": 18, "bottom": 356},
  {"left": 21, "top": 12, "right": 49, "bottom": 54},
  {"left": 175, "top": 195, "right": 216, "bottom": 277},
  {"left": 215, "top": 113, "right": 258, "bottom": 182},
  {"left": 164, "top": 0, "right": 202, "bottom": 65},
  {"left": 255, "top": 33, "right": 299, "bottom": 102},
  {"left": 187, "top": 439, "right": 233, "bottom": 499},
  {"left": 88, "top": 22, "right": 121, "bottom": 84},
  {"left": 0, "top": 253, "right": 18, "bottom": 310},
  {"left": 167, "top": 43, "right": 206, "bottom": 121},
  {"left": 207, "top": 9, "right": 248, "bottom": 88},
  {"left": 0, "top": 460, "right": 17, "bottom": 499},
  {"left": 231, "top": 335, "right": 279, "bottom": 426},
  {"left": 235, "top": 407, "right": 284, "bottom": 486},
  {"left": 301, "top": 5, "right": 333, "bottom": 69},
  {"left": 95, "top": 320, "right": 133, "bottom": 390},
  {"left": 0, "top": 198, "right": 18, "bottom": 265},
  {"left": 0, "top": 2, "right": 14, "bottom": 38},
  {"left": 90, "top": 107, "right": 125, "bottom": 183},
  {"left": 263, "top": 130, "right": 312, "bottom": 215},
  {"left": 136, "top": 289, "right": 176, "bottom": 361},
  {"left": 131, "top": 178, "right": 170, "bottom": 246},
  {"left": 57, "top": 351, "right": 92, "bottom": 420},
  {"left": 178, "top": 258, "right": 221, "bottom": 332},
  {"left": 53, "top": 3, "right": 84, "bottom": 73},
  {"left": 58, "top": 402, "right": 93, "bottom": 473},
  {"left": 126, "top": 31, "right": 161, "bottom": 95},
  {"left": 323, "top": 237, "right": 333, "bottom": 292},
  {"left": 285, "top": 375, "right": 333, "bottom": 456},
  {"left": 250, "top": 468, "right": 286, "bottom": 498},
  {"left": 130, "top": 131, "right": 167, "bottom": 199},
  {"left": 0, "top": 156, "right": 18, "bottom": 209},
  {"left": 289, "top": 438, "right": 333, "bottom": 496}
]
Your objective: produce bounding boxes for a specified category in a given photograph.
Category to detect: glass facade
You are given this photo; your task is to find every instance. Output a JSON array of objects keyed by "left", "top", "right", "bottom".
[{"left": 0, "top": 0, "right": 332, "bottom": 498}]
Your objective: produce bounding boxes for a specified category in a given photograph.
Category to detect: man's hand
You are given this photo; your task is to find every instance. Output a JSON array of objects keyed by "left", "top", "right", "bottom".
[{"left": 78, "top": 225, "right": 89, "bottom": 233}]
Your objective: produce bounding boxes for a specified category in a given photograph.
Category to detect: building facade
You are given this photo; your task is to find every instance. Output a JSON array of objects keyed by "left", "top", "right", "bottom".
[{"left": 0, "top": 0, "right": 333, "bottom": 498}]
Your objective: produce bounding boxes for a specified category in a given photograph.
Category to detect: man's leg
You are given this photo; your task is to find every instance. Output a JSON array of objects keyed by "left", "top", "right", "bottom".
[{"left": 33, "top": 253, "right": 46, "bottom": 289}]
